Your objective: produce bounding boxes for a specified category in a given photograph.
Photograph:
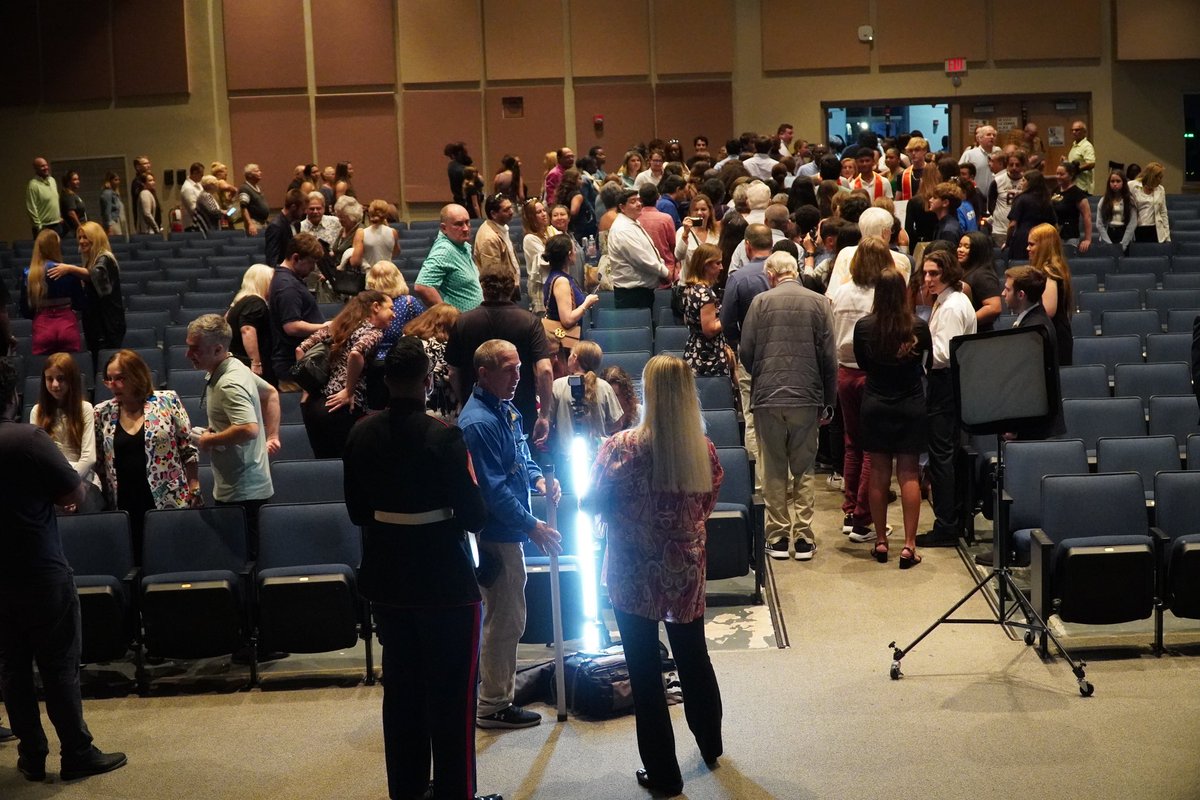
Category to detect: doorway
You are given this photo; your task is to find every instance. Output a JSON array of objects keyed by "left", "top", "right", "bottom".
[{"left": 825, "top": 103, "right": 950, "bottom": 152}]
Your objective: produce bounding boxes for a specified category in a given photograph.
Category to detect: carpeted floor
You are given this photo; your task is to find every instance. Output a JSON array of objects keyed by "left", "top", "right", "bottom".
[{"left": 4, "top": 477, "right": 1200, "bottom": 799}]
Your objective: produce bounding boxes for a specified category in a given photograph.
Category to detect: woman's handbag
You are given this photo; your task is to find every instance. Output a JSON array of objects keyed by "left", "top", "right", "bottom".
[
  {"left": 290, "top": 341, "right": 331, "bottom": 394},
  {"left": 541, "top": 317, "right": 582, "bottom": 356},
  {"left": 331, "top": 269, "right": 365, "bottom": 296}
]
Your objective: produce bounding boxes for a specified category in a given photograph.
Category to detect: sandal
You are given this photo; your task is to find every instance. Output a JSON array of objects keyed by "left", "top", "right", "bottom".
[
  {"left": 872, "top": 541, "right": 888, "bottom": 563},
  {"left": 899, "top": 546, "right": 922, "bottom": 570}
]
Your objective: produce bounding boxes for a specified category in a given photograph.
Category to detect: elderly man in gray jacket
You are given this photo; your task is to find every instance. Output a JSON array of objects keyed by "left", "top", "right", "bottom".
[{"left": 739, "top": 251, "right": 837, "bottom": 561}]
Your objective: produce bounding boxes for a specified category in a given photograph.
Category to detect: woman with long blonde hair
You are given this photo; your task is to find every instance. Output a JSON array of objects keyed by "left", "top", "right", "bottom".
[
  {"left": 583, "top": 354, "right": 723, "bottom": 796},
  {"left": 22, "top": 229, "right": 83, "bottom": 355},
  {"left": 31, "top": 353, "right": 104, "bottom": 512},
  {"left": 49, "top": 221, "right": 126, "bottom": 354},
  {"left": 1027, "top": 222, "right": 1074, "bottom": 365},
  {"left": 521, "top": 198, "right": 553, "bottom": 313},
  {"left": 226, "top": 263, "right": 276, "bottom": 382}
]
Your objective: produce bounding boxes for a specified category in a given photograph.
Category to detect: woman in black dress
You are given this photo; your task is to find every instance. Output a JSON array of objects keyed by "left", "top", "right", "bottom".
[
  {"left": 226, "top": 264, "right": 276, "bottom": 384},
  {"left": 1005, "top": 169, "right": 1057, "bottom": 262},
  {"left": 854, "top": 267, "right": 932, "bottom": 568},
  {"left": 1051, "top": 162, "right": 1092, "bottom": 253}
]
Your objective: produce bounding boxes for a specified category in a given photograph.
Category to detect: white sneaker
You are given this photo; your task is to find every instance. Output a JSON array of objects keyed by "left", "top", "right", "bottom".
[
  {"left": 826, "top": 473, "right": 843, "bottom": 490},
  {"left": 847, "top": 525, "right": 893, "bottom": 544}
]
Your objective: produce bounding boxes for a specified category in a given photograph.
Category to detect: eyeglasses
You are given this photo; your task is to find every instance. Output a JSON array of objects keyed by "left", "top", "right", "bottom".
[{"left": 103, "top": 375, "right": 126, "bottom": 386}]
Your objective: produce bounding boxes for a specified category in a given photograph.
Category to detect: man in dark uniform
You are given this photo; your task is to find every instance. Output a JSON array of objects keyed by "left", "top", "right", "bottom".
[
  {"left": 343, "top": 338, "right": 502, "bottom": 800},
  {"left": 0, "top": 358, "right": 127, "bottom": 783}
]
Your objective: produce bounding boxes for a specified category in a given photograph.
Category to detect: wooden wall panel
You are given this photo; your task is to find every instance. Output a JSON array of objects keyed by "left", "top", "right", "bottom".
[
  {"left": 313, "top": 0, "right": 396, "bottom": 87},
  {"left": 653, "top": 0, "right": 734, "bottom": 75},
  {"left": 570, "top": 0, "right": 650, "bottom": 77},
  {"left": 222, "top": 0, "right": 306, "bottom": 92},
  {"left": 993, "top": 0, "right": 1101, "bottom": 61},
  {"left": 1116, "top": 0, "right": 1200, "bottom": 60},
  {"left": 0, "top": 4, "right": 41, "bottom": 106},
  {"left": 41, "top": 1, "right": 112, "bottom": 104},
  {"left": 484, "top": 86, "right": 566, "bottom": 199},
  {"left": 484, "top": 1, "right": 565, "bottom": 81},
  {"left": 228, "top": 96, "right": 313, "bottom": 207},
  {"left": 654, "top": 82, "right": 733, "bottom": 153},
  {"left": 573, "top": 83, "right": 655, "bottom": 159},
  {"left": 398, "top": 0, "right": 483, "bottom": 84},
  {"left": 877, "top": 1, "right": 985, "bottom": 67},
  {"left": 316, "top": 95, "right": 400, "bottom": 203},
  {"left": 403, "top": 90, "right": 483, "bottom": 203},
  {"left": 113, "top": 0, "right": 189, "bottom": 97},
  {"left": 761, "top": 0, "right": 870, "bottom": 71}
]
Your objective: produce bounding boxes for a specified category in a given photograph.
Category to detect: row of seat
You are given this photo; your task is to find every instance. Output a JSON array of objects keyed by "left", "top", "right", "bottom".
[
  {"left": 1061, "top": 397, "right": 1200, "bottom": 454},
  {"left": 994, "top": 440, "right": 1200, "bottom": 654}
]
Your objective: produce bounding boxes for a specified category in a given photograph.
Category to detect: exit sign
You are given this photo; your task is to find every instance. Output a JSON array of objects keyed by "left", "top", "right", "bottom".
[{"left": 945, "top": 58, "right": 967, "bottom": 75}]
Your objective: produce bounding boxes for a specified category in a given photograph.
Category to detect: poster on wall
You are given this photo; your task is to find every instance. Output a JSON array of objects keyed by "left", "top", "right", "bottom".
[
  {"left": 967, "top": 118, "right": 989, "bottom": 135},
  {"left": 996, "top": 116, "right": 1019, "bottom": 133},
  {"left": 1047, "top": 126, "right": 1065, "bottom": 146}
]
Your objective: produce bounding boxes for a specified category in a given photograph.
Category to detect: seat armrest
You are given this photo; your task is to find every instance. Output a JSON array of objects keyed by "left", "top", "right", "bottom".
[
  {"left": 1150, "top": 527, "right": 1170, "bottom": 600},
  {"left": 122, "top": 568, "right": 139, "bottom": 583},
  {"left": 1000, "top": 490, "right": 1014, "bottom": 504},
  {"left": 1029, "top": 529, "right": 1054, "bottom": 623}
]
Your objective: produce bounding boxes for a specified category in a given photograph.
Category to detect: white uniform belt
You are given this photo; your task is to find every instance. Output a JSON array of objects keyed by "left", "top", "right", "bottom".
[{"left": 374, "top": 508, "right": 454, "bottom": 525}]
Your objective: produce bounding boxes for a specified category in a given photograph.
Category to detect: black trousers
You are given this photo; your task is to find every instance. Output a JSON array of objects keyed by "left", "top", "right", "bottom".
[
  {"left": 613, "top": 609, "right": 722, "bottom": 789},
  {"left": 374, "top": 602, "right": 482, "bottom": 800},
  {"left": 0, "top": 580, "right": 94, "bottom": 762},
  {"left": 300, "top": 396, "right": 359, "bottom": 459},
  {"left": 614, "top": 287, "right": 655, "bottom": 309},
  {"left": 925, "top": 370, "right": 961, "bottom": 536}
]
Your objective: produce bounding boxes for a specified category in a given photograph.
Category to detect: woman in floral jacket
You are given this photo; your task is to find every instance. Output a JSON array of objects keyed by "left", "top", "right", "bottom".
[{"left": 95, "top": 349, "right": 199, "bottom": 555}]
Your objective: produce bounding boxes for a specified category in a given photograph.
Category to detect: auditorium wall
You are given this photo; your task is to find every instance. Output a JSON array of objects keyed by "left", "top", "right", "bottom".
[{"left": 0, "top": 0, "right": 1196, "bottom": 244}]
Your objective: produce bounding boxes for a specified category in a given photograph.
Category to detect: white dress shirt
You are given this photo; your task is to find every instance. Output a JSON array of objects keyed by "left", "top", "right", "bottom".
[
  {"left": 928, "top": 288, "right": 977, "bottom": 369},
  {"left": 606, "top": 213, "right": 667, "bottom": 290}
]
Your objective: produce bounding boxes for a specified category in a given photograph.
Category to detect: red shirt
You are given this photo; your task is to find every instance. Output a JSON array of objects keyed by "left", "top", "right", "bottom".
[{"left": 638, "top": 207, "right": 678, "bottom": 279}]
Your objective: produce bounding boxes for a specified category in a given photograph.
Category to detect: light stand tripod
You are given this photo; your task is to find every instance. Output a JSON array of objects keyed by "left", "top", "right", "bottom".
[
  {"left": 887, "top": 436, "right": 1093, "bottom": 696},
  {"left": 886, "top": 326, "right": 1094, "bottom": 697}
]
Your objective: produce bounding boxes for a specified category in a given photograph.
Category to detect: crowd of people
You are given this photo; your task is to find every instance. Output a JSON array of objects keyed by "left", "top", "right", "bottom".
[{"left": 1, "top": 117, "right": 1176, "bottom": 797}]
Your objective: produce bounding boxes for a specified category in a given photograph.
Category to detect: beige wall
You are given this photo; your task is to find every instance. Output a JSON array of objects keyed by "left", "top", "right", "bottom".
[{"left": 2, "top": 0, "right": 1197, "bottom": 244}]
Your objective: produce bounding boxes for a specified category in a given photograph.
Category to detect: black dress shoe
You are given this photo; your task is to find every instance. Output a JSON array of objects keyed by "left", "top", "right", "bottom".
[
  {"left": 18, "top": 755, "right": 46, "bottom": 782},
  {"left": 60, "top": 748, "right": 127, "bottom": 780},
  {"left": 974, "top": 549, "right": 995, "bottom": 566},
  {"left": 915, "top": 530, "right": 958, "bottom": 548},
  {"left": 0, "top": 722, "right": 15, "bottom": 742},
  {"left": 635, "top": 768, "right": 683, "bottom": 796}
]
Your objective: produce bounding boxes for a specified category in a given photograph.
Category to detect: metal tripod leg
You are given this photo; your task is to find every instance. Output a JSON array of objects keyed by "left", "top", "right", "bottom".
[{"left": 887, "top": 565, "right": 1093, "bottom": 696}]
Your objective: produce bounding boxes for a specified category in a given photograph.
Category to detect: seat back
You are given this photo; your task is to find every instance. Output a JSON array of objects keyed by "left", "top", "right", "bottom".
[
  {"left": 653, "top": 326, "right": 690, "bottom": 353},
  {"left": 601, "top": 351, "right": 651, "bottom": 383},
  {"left": 702, "top": 409, "right": 741, "bottom": 448},
  {"left": 1057, "top": 365, "right": 1109, "bottom": 399},
  {"left": 258, "top": 502, "right": 361, "bottom": 570},
  {"left": 1071, "top": 335, "right": 1142, "bottom": 377},
  {"left": 1102, "top": 273, "right": 1155, "bottom": 302},
  {"left": 1166, "top": 309, "right": 1200, "bottom": 333},
  {"left": 1099, "top": 309, "right": 1159, "bottom": 341},
  {"left": 714, "top": 447, "right": 752, "bottom": 506},
  {"left": 1039, "top": 472, "right": 1148, "bottom": 546},
  {"left": 1077, "top": 290, "right": 1139, "bottom": 327},
  {"left": 59, "top": 511, "right": 134, "bottom": 580},
  {"left": 1113, "top": 362, "right": 1192, "bottom": 412},
  {"left": 1147, "top": 289, "right": 1200, "bottom": 325},
  {"left": 1095, "top": 435, "right": 1180, "bottom": 495},
  {"left": 1146, "top": 333, "right": 1192, "bottom": 363},
  {"left": 591, "top": 308, "right": 652, "bottom": 329},
  {"left": 269, "top": 459, "right": 346, "bottom": 504},
  {"left": 1115, "top": 255, "right": 1169, "bottom": 282},
  {"left": 273, "top": 423, "right": 315, "bottom": 460},
  {"left": 695, "top": 375, "right": 735, "bottom": 409},
  {"left": 142, "top": 506, "right": 248, "bottom": 575},
  {"left": 1004, "top": 439, "right": 1088, "bottom": 531},
  {"left": 1153, "top": 471, "right": 1200, "bottom": 541},
  {"left": 586, "top": 327, "right": 653, "bottom": 353},
  {"left": 1062, "top": 397, "right": 1146, "bottom": 451},
  {"left": 1148, "top": 395, "right": 1200, "bottom": 447}
]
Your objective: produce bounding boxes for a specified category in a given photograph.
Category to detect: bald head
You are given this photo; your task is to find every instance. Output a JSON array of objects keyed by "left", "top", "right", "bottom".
[{"left": 439, "top": 203, "right": 471, "bottom": 244}]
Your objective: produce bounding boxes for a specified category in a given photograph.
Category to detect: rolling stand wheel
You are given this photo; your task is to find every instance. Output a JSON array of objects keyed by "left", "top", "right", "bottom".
[
  {"left": 1078, "top": 679, "right": 1094, "bottom": 697},
  {"left": 890, "top": 661, "right": 902, "bottom": 680},
  {"left": 1023, "top": 630, "right": 1036, "bottom": 646}
]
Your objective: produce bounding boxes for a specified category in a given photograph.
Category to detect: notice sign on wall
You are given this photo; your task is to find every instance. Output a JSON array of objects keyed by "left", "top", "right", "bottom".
[
  {"left": 1047, "top": 126, "right": 1066, "bottom": 146},
  {"left": 996, "top": 116, "right": 1019, "bottom": 133}
]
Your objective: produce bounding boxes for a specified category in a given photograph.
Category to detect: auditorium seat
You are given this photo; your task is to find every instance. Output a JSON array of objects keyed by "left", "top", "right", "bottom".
[
  {"left": 272, "top": 423, "right": 315, "bottom": 460},
  {"left": 1112, "top": 362, "right": 1192, "bottom": 413},
  {"left": 695, "top": 376, "right": 736, "bottom": 410},
  {"left": 1062, "top": 396, "right": 1146, "bottom": 455},
  {"left": 1145, "top": 333, "right": 1192, "bottom": 363},
  {"left": 1102, "top": 273, "right": 1155, "bottom": 302},
  {"left": 601, "top": 351, "right": 651, "bottom": 381},
  {"left": 1076, "top": 291, "right": 1140, "bottom": 328},
  {"left": 1152, "top": 470, "right": 1200, "bottom": 648},
  {"left": 1147, "top": 395, "right": 1200, "bottom": 453},
  {"left": 1114, "top": 255, "right": 1169, "bottom": 283},
  {"left": 701, "top": 409, "right": 742, "bottom": 447},
  {"left": 1146, "top": 289, "right": 1200, "bottom": 326},
  {"left": 1058, "top": 365, "right": 1109, "bottom": 400},
  {"left": 1095, "top": 435, "right": 1180, "bottom": 501},
  {"left": 709, "top": 446, "right": 764, "bottom": 604},
  {"left": 268, "top": 459, "right": 344, "bottom": 504},
  {"left": 586, "top": 327, "right": 653, "bottom": 354},
  {"left": 1000, "top": 438, "right": 1089, "bottom": 567},
  {"left": 1072, "top": 335, "right": 1142, "bottom": 379},
  {"left": 1099, "top": 310, "right": 1160, "bottom": 343},
  {"left": 592, "top": 307, "right": 651, "bottom": 329},
  {"left": 653, "top": 326, "right": 689, "bottom": 353},
  {"left": 59, "top": 511, "right": 138, "bottom": 665},
  {"left": 1165, "top": 309, "right": 1200, "bottom": 333}
]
